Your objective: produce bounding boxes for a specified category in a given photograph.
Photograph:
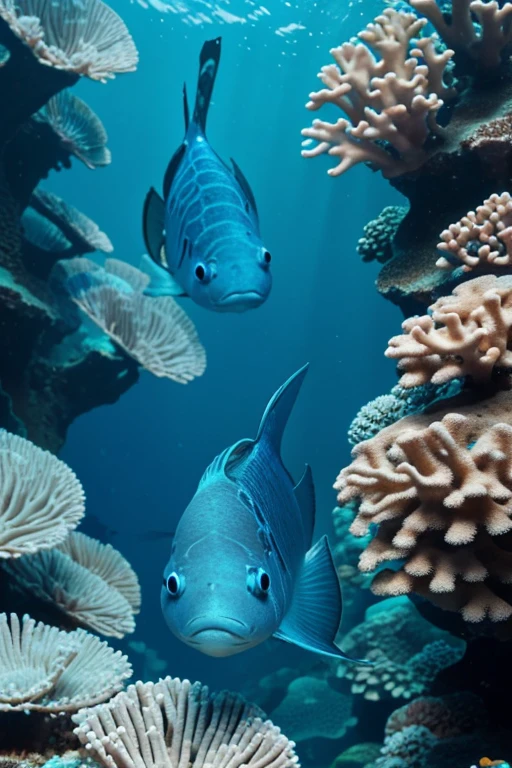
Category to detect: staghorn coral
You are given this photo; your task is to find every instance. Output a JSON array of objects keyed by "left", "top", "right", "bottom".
[
  {"left": 0, "top": 430, "right": 84, "bottom": 558},
  {"left": 357, "top": 206, "right": 409, "bottom": 264},
  {"left": 0, "top": 0, "right": 138, "bottom": 82},
  {"left": 34, "top": 90, "right": 111, "bottom": 170},
  {"left": 386, "top": 275, "right": 512, "bottom": 387},
  {"left": 270, "top": 677, "right": 356, "bottom": 743},
  {"left": 73, "top": 676, "right": 299, "bottom": 768},
  {"left": 301, "top": 8, "right": 454, "bottom": 177},
  {"left": 437, "top": 192, "right": 512, "bottom": 271},
  {"left": 0, "top": 613, "right": 131, "bottom": 712},
  {"left": 335, "top": 388, "right": 512, "bottom": 623},
  {"left": 3, "top": 532, "right": 139, "bottom": 637},
  {"left": 334, "top": 600, "right": 465, "bottom": 701}
]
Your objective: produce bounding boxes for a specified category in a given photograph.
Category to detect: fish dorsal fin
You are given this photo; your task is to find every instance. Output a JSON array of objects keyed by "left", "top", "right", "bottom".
[
  {"left": 294, "top": 464, "right": 315, "bottom": 549},
  {"left": 193, "top": 37, "right": 222, "bottom": 134},
  {"left": 198, "top": 440, "right": 252, "bottom": 490},
  {"left": 140, "top": 254, "right": 188, "bottom": 298},
  {"left": 231, "top": 158, "right": 259, "bottom": 224},
  {"left": 183, "top": 82, "right": 190, "bottom": 131},
  {"left": 274, "top": 536, "right": 369, "bottom": 662},
  {"left": 256, "top": 364, "right": 309, "bottom": 457},
  {"left": 163, "top": 144, "right": 187, "bottom": 200},
  {"left": 143, "top": 188, "right": 166, "bottom": 265}
]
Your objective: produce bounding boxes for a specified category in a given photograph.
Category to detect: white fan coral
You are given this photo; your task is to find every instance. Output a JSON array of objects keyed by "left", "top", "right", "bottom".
[
  {"left": 0, "top": 431, "right": 85, "bottom": 558},
  {"left": 73, "top": 676, "right": 299, "bottom": 768},
  {"left": 31, "top": 189, "right": 113, "bottom": 254},
  {"left": 0, "top": 0, "right": 138, "bottom": 82},
  {"left": 0, "top": 613, "right": 132, "bottom": 712},
  {"left": 4, "top": 532, "right": 139, "bottom": 638}
]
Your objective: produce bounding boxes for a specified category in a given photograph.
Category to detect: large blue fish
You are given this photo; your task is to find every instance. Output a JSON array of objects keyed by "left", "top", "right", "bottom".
[
  {"left": 142, "top": 37, "right": 272, "bottom": 313},
  {"left": 161, "top": 365, "right": 361, "bottom": 661}
]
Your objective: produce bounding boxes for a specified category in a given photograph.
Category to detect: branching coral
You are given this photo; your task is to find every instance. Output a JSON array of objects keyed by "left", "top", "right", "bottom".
[
  {"left": 0, "top": 0, "right": 138, "bottom": 82},
  {"left": 437, "top": 193, "right": 512, "bottom": 271},
  {"left": 301, "top": 8, "right": 454, "bottom": 177},
  {"left": 4, "top": 532, "right": 139, "bottom": 637},
  {"left": 73, "top": 677, "right": 299, "bottom": 768},
  {"left": 386, "top": 275, "right": 512, "bottom": 387},
  {"left": 0, "top": 430, "right": 84, "bottom": 558},
  {"left": 335, "top": 390, "right": 512, "bottom": 622},
  {"left": 334, "top": 601, "right": 465, "bottom": 701},
  {"left": 0, "top": 613, "right": 131, "bottom": 712}
]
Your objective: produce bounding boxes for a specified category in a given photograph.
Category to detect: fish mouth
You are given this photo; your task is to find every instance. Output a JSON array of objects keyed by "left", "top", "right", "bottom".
[
  {"left": 216, "top": 291, "right": 265, "bottom": 311},
  {"left": 185, "top": 615, "right": 250, "bottom": 641}
]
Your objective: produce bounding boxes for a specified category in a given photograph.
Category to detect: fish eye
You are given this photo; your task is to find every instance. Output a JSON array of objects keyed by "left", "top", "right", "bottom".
[
  {"left": 264, "top": 251, "right": 272, "bottom": 265},
  {"left": 246, "top": 566, "right": 271, "bottom": 597},
  {"left": 195, "top": 264, "right": 206, "bottom": 281},
  {"left": 164, "top": 571, "right": 183, "bottom": 597}
]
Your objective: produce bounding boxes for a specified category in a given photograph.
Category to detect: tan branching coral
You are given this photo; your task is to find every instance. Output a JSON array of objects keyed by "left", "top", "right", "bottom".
[
  {"left": 35, "top": 90, "right": 111, "bottom": 169},
  {"left": 408, "top": 0, "right": 512, "bottom": 69},
  {"left": 301, "top": 8, "right": 454, "bottom": 177},
  {"left": 73, "top": 676, "right": 299, "bottom": 768},
  {"left": 0, "top": 0, "right": 138, "bottom": 81},
  {"left": 0, "top": 431, "right": 85, "bottom": 558},
  {"left": 335, "top": 396, "right": 512, "bottom": 622},
  {"left": 386, "top": 275, "right": 512, "bottom": 387},
  {"left": 0, "top": 613, "right": 131, "bottom": 712},
  {"left": 4, "top": 532, "right": 139, "bottom": 637},
  {"left": 437, "top": 193, "right": 512, "bottom": 270}
]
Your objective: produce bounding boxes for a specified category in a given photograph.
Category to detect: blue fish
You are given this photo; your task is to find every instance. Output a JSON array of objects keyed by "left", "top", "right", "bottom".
[
  {"left": 161, "top": 365, "right": 362, "bottom": 661},
  {"left": 142, "top": 37, "right": 272, "bottom": 313}
]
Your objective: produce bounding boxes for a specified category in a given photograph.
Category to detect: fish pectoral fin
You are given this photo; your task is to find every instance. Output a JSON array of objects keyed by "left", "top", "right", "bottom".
[
  {"left": 143, "top": 188, "right": 166, "bottom": 266},
  {"left": 140, "top": 254, "right": 188, "bottom": 298},
  {"left": 230, "top": 158, "right": 259, "bottom": 223},
  {"left": 294, "top": 464, "right": 315, "bottom": 549},
  {"left": 274, "top": 535, "right": 369, "bottom": 663}
]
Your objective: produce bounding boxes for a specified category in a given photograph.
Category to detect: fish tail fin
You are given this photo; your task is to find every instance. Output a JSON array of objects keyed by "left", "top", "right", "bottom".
[
  {"left": 183, "top": 82, "right": 190, "bottom": 131},
  {"left": 192, "top": 37, "right": 221, "bottom": 134},
  {"left": 256, "top": 364, "right": 309, "bottom": 456}
]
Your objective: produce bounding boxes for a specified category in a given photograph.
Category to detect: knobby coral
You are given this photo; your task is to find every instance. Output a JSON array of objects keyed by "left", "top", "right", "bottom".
[
  {"left": 4, "top": 531, "right": 139, "bottom": 637},
  {"left": 0, "top": 430, "right": 85, "bottom": 558},
  {"left": 357, "top": 206, "right": 409, "bottom": 264},
  {"left": 0, "top": 613, "right": 131, "bottom": 712},
  {"left": 437, "top": 193, "right": 512, "bottom": 271},
  {"left": 0, "top": 0, "right": 138, "bottom": 81},
  {"left": 386, "top": 275, "right": 512, "bottom": 387},
  {"left": 73, "top": 676, "right": 299, "bottom": 768},
  {"left": 335, "top": 390, "right": 512, "bottom": 622},
  {"left": 301, "top": 8, "right": 454, "bottom": 177}
]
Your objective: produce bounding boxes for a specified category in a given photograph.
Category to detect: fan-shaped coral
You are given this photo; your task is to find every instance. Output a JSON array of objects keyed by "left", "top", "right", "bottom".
[
  {"left": 0, "top": 613, "right": 131, "bottom": 712},
  {"left": 334, "top": 601, "right": 465, "bottom": 701},
  {"left": 437, "top": 193, "right": 512, "bottom": 271},
  {"left": 336, "top": 389, "right": 512, "bottom": 622},
  {"left": 31, "top": 190, "right": 113, "bottom": 255},
  {"left": 386, "top": 275, "right": 512, "bottom": 387},
  {"left": 35, "top": 90, "right": 111, "bottom": 169},
  {"left": 0, "top": 0, "right": 138, "bottom": 81},
  {"left": 301, "top": 8, "right": 454, "bottom": 177},
  {"left": 0, "top": 430, "right": 85, "bottom": 558},
  {"left": 3, "top": 531, "right": 139, "bottom": 637},
  {"left": 73, "top": 676, "right": 299, "bottom": 768}
]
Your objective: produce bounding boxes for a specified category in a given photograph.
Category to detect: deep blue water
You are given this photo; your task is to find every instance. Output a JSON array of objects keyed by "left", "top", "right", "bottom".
[{"left": 52, "top": 0, "right": 405, "bottom": 691}]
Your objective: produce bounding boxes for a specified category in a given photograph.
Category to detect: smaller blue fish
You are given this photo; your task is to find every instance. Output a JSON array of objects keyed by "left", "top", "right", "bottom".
[
  {"left": 161, "top": 364, "right": 364, "bottom": 662},
  {"left": 142, "top": 37, "right": 272, "bottom": 313}
]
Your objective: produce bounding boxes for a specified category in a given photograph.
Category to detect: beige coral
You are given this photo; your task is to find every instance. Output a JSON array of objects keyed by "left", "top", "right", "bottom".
[
  {"left": 301, "top": 8, "right": 454, "bottom": 177},
  {"left": 0, "top": 431, "right": 85, "bottom": 558},
  {"left": 437, "top": 192, "right": 512, "bottom": 270},
  {"left": 0, "top": 613, "right": 131, "bottom": 712},
  {"left": 386, "top": 275, "right": 512, "bottom": 387},
  {"left": 73, "top": 676, "right": 299, "bottom": 768},
  {"left": 408, "top": 0, "right": 512, "bottom": 69},
  {"left": 4, "top": 532, "right": 139, "bottom": 637},
  {"left": 0, "top": 0, "right": 138, "bottom": 82},
  {"left": 335, "top": 390, "right": 512, "bottom": 622}
]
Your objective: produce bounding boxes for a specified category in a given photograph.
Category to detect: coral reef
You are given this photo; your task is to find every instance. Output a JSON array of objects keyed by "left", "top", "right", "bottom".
[
  {"left": 357, "top": 207, "right": 409, "bottom": 264},
  {"left": 0, "top": 0, "right": 141, "bottom": 451},
  {"left": 333, "top": 600, "right": 465, "bottom": 701},
  {"left": 73, "top": 677, "right": 299, "bottom": 768}
]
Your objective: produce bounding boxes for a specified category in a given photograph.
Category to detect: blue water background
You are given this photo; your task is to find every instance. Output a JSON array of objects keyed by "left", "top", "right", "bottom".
[{"left": 52, "top": 0, "right": 404, "bottom": 691}]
